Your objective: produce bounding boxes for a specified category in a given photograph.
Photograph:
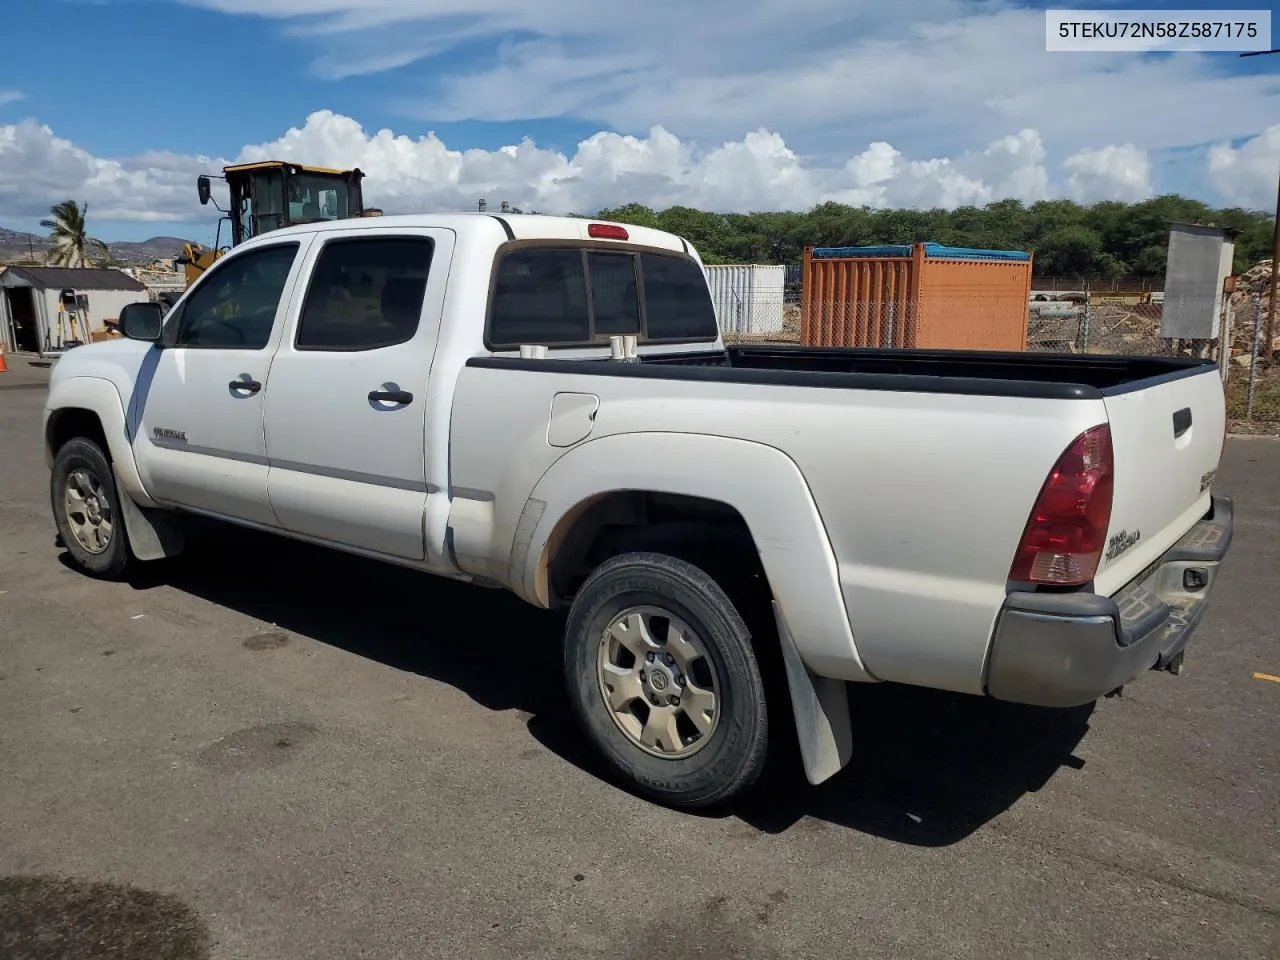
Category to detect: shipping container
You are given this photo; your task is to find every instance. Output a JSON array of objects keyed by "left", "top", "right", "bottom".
[
  {"left": 703, "top": 264, "right": 786, "bottom": 335},
  {"left": 800, "top": 243, "right": 1033, "bottom": 351}
]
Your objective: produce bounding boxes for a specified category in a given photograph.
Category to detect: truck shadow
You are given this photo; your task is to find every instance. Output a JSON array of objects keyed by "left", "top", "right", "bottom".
[{"left": 119, "top": 520, "right": 1093, "bottom": 848}]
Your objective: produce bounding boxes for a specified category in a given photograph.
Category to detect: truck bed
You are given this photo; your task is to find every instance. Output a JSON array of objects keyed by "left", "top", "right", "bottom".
[
  {"left": 471, "top": 345, "right": 1216, "bottom": 400},
  {"left": 463, "top": 341, "right": 1226, "bottom": 672}
]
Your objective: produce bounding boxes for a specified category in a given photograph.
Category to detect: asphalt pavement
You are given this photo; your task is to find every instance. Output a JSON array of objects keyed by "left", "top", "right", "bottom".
[{"left": 1, "top": 356, "right": 1277, "bottom": 960}]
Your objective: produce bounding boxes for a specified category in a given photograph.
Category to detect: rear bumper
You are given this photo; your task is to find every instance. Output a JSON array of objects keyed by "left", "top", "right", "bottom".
[{"left": 984, "top": 495, "right": 1234, "bottom": 708}]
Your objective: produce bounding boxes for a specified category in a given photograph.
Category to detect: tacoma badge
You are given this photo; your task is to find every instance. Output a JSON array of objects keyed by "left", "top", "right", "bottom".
[{"left": 1105, "top": 528, "right": 1141, "bottom": 563}]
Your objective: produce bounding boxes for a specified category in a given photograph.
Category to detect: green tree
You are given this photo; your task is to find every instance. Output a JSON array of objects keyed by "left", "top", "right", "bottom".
[
  {"left": 1130, "top": 245, "right": 1169, "bottom": 277},
  {"left": 1035, "top": 226, "right": 1106, "bottom": 279},
  {"left": 597, "top": 203, "right": 661, "bottom": 229},
  {"left": 40, "top": 200, "right": 109, "bottom": 268},
  {"left": 591, "top": 194, "right": 1275, "bottom": 279}
]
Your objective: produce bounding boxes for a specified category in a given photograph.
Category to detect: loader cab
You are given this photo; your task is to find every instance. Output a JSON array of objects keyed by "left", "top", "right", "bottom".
[{"left": 197, "top": 162, "right": 366, "bottom": 247}]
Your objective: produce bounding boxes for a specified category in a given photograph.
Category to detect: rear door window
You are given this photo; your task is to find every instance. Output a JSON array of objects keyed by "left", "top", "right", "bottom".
[{"left": 295, "top": 236, "right": 434, "bottom": 351}]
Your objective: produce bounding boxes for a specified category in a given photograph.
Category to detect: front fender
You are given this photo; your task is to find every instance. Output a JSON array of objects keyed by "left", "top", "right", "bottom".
[
  {"left": 518, "top": 431, "right": 871, "bottom": 684},
  {"left": 45, "top": 375, "right": 158, "bottom": 509}
]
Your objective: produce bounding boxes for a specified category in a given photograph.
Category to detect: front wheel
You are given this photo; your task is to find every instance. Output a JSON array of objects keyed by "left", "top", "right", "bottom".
[
  {"left": 50, "top": 437, "right": 133, "bottom": 580},
  {"left": 563, "top": 551, "right": 769, "bottom": 809}
]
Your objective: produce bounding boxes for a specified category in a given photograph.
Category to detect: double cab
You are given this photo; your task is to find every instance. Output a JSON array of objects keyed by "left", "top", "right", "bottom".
[{"left": 43, "top": 213, "right": 1234, "bottom": 808}]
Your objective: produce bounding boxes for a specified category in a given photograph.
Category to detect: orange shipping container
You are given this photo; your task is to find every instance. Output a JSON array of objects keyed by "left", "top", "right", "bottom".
[{"left": 800, "top": 242, "right": 1034, "bottom": 351}]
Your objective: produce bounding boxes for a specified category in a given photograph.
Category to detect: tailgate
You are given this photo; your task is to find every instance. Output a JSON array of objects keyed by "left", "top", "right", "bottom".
[{"left": 1093, "top": 366, "right": 1225, "bottom": 596}]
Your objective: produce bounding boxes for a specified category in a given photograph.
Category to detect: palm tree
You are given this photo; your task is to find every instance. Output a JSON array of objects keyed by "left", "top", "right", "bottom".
[{"left": 40, "top": 200, "right": 110, "bottom": 268}]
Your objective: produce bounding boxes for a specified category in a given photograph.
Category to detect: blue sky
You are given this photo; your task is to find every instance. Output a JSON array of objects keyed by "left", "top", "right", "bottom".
[
  {"left": 2, "top": 0, "right": 607, "bottom": 160},
  {"left": 1, "top": 0, "right": 1278, "bottom": 242}
]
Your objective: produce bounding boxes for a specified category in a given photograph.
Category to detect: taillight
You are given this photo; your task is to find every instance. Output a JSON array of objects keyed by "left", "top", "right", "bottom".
[{"left": 1009, "top": 423, "right": 1114, "bottom": 587}]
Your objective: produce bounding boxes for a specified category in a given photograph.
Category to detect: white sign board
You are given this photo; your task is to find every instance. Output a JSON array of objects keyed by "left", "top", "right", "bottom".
[{"left": 1160, "top": 223, "right": 1233, "bottom": 340}]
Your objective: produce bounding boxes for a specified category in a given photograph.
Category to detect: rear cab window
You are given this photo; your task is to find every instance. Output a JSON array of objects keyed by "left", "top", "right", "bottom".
[{"left": 487, "top": 245, "right": 717, "bottom": 349}]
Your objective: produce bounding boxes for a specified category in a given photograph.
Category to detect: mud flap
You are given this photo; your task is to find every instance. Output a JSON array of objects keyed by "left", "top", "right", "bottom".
[
  {"left": 772, "top": 601, "right": 853, "bottom": 785},
  {"left": 114, "top": 467, "right": 185, "bottom": 561}
]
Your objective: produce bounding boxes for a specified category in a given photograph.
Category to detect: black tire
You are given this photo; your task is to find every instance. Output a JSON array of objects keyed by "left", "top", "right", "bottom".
[
  {"left": 50, "top": 437, "right": 132, "bottom": 580},
  {"left": 563, "top": 551, "right": 769, "bottom": 809}
]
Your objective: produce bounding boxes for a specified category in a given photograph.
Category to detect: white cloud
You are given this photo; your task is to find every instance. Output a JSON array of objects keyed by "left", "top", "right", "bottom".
[
  {"left": 170, "top": 0, "right": 1280, "bottom": 168},
  {"left": 1062, "top": 144, "right": 1152, "bottom": 204},
  {"left": 0, "top": 119, "right": 208, "bottom": 223},
  {"left": 1207, "top": 125, "right": 1280, "bottom": 211},
  {"left": 0, "top": 90, "right": 24, "bottom": 107},
  {"left": 0, "top": 111, "right": 1165, "bottom": 235}
]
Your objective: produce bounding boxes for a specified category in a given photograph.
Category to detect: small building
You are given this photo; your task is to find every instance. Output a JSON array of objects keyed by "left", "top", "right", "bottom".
[{"left": 0, "top": 266, "right": 147, "bottom": 354}]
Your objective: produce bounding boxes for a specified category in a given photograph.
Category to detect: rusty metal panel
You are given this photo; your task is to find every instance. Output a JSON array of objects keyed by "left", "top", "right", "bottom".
[
  {"left": 801, "top": 247, "right": 915, "bottom": 347},
  {"left": 801, "top": 243, "right": 1033, "bottom": 350},
  {"left": 915, "top": 257, "right": 1032, "bottom": 351}
]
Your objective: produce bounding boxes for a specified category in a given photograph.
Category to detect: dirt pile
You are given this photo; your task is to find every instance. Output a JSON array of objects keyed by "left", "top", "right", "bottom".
[
  {"left": 1228, "top": 259, "right": 1275, "bottom": 361},
  {"left": 1234, "top": 259, "right": 1274, "bottom": 297}
]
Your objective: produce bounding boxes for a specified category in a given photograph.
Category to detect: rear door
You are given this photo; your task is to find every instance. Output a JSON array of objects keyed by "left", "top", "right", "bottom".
[
  {"left": 261, "top": 227, "right": 455, "bottom": 560},
  {"left": 1093, "top": 366, "right": 1226, "bottom": 594}
]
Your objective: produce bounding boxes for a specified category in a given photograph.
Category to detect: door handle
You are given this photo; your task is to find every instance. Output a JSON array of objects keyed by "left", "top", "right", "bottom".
[
  {"left": 1172, "top": 407, "right": 1192, "bottom": 438},
  {"left": 229, "top": 378, "right": 261, "bottom": 395},
  {"left": 368, "top": 389, "right": 413, "bottom": 405}
]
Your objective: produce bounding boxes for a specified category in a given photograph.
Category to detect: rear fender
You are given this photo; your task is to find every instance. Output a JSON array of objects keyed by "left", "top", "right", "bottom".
[{"left": 519, "top": 431, "right": 868, "bottom": 785}]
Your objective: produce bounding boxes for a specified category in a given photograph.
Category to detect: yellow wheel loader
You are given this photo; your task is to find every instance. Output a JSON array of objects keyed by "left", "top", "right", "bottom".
[{"left": 177, "top": 161, "right": 372, "bottom": 288}]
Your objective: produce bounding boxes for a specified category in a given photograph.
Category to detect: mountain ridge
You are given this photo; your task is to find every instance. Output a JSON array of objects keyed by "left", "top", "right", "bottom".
[{"left": 0, "top": 227, "right": 194, "bottom": 265}]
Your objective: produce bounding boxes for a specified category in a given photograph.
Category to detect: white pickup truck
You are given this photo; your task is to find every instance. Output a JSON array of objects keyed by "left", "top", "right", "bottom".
[{"left": 43, "top": 213, "right": 1234, "bottom": 809}]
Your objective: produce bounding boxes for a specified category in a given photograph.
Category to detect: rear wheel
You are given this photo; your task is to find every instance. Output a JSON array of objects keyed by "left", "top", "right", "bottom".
[
  {"left": 563, "top": 551, "right": 769, "bottom": 809},
  {"left": 50, "top": 437, "right": 132, "bottom": 580}
]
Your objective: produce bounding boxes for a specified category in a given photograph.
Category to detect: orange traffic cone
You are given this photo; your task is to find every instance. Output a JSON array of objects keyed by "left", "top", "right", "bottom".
[{"left": 0, "top": 344, "right": 8, "bottom": 374}]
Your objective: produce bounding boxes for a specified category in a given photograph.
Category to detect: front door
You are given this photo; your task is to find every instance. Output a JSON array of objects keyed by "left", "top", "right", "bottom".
[
  {"left": 129, "top": 239, "right": 311, "bottom": 527},
  {"left": 262, "top": 228, "right": 454, "bottom": 560}
]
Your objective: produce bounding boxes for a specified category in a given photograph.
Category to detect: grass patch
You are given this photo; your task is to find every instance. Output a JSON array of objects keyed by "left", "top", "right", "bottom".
[{"left": 1227, "top": 365, "right": 1280, "bottom": 426}]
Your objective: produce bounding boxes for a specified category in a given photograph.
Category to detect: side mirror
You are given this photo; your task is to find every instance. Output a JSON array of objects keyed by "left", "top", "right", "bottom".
[
  {"left": 197, "top": 175, "right": 212, "bottom": 206},
  {"left": 119, "top": 301, "right": 164, "bottom": 342}
]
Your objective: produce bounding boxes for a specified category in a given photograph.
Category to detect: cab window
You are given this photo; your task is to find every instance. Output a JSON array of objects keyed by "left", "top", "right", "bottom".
[
  {"left": 487, "top": 246, "right": 716, "bottom": 348},
  {"left": 173, "top": 243, "right": 300, "bottom": 349},
  {"left": 295, "top": 237, "right": 434, "bottom": 351}
]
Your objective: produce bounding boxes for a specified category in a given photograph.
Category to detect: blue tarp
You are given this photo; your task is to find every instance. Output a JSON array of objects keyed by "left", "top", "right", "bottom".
[
  {"left": 811, "top": 242, "right": 1031, "bottom": 262},
  {"left": 812, "top": 244, "right": 913, "bottom": 258}
]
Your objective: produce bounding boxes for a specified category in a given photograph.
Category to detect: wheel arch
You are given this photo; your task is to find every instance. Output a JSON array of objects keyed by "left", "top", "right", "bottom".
[
  {"left": 46, "top": 406, "right": 110, "bottom": 466},
  {"left": 516, "top": 431, "right": 868, "bottom": 786},
  {"left": 46, "top": 377, "right": 183, "bottom": 561},
  {"left": 518, "top": 434, "right": 858, "bottom": 658},
  {"left": 45, "top": 376, "right": 156, "bottom": 508}
]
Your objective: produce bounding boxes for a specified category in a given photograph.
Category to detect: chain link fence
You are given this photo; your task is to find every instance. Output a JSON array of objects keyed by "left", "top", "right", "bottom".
[
  {"left": 719, "top": 282, "right": 1277, "bottom": 428},
  {"left": 1027, "top": 294, "right": 1277, "bottom": 426}
]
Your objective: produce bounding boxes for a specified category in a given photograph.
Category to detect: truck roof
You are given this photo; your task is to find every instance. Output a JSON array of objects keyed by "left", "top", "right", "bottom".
[{"left": 238, "top": 212, "right": 693, "bottom": 257}]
